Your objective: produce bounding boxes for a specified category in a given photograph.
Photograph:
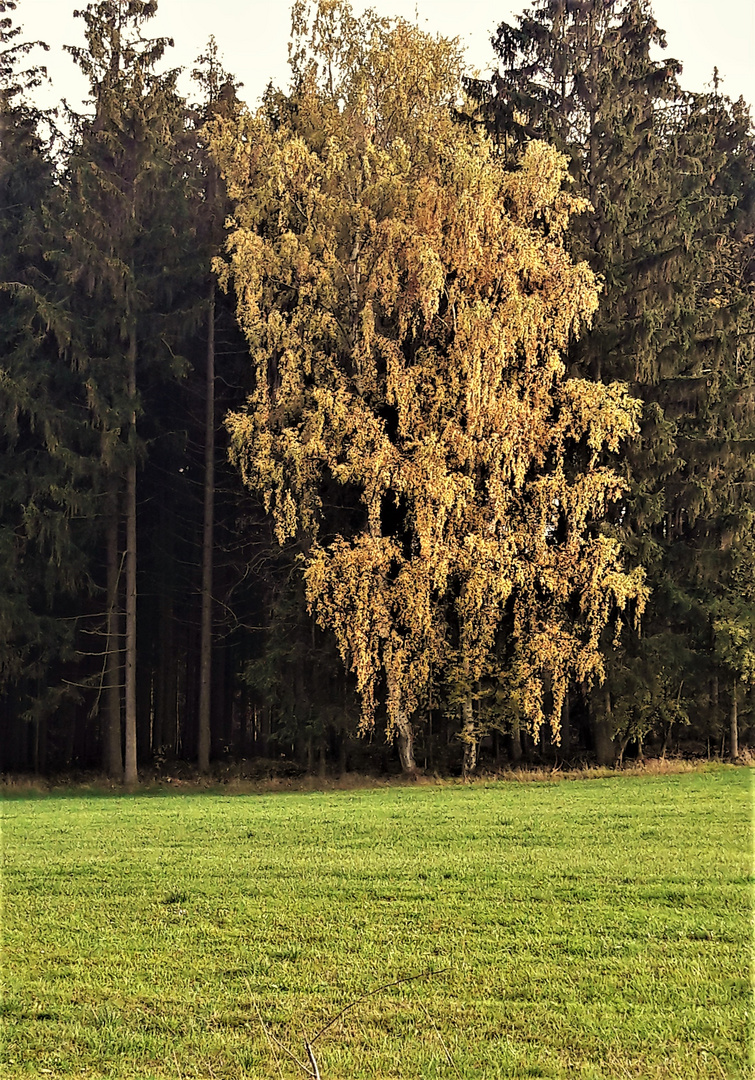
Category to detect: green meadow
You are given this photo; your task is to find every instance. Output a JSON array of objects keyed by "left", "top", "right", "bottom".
[{"left": 2, "top": 767, "right": 751, "bottom": 1079}]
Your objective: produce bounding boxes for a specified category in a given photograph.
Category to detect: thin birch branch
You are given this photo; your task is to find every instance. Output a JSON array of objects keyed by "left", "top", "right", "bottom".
[{"left": 311, "top": 967, "right": 451, "bottom": 1045}]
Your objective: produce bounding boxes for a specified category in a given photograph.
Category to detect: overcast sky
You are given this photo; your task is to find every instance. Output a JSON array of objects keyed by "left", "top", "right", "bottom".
[{"left": 17, "top": 0, "right": 755, "bottom": 114}]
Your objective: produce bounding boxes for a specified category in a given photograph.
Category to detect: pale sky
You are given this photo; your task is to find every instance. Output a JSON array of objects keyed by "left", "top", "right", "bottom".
[{"left": 16, "top": 0, "right": 755, "bottom": 114}]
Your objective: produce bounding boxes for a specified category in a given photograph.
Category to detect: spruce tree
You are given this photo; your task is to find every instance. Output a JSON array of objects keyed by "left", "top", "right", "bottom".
[
  {"left": 190, "top": 39, "right": 241, "bottom": 773},
  {"left": 0, "top": 0, "right": 94, "bottom": 768},
  {"left": 680, "top": 88, "right": 755, "bottom": 754},
  {"left": 62, "top": 0, "right": 193, "bottom": 781},
  {"left": 471, "top": 0, "right": 754, "bottom": 760}
]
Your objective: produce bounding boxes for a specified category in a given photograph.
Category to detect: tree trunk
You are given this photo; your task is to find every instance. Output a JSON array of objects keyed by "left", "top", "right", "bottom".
[
  {"left": 104, "top": 476, "right": 123, "bottom": 777},
  {"left": 559, "top": 694, "right": 572, "bottom": 757},
  {"left": 591, "top": 687, "right": 617, "bottom": 766},
  {"left": 509, "top": 714, "right": 523, "bottom": 763},
  {"left": 395, "top": 712, "right": 416, "bottom": 773},
  {"left": 198, "top": 281, "right": 216, "bottom": 773},
  {"left": 586, "top": 4, "right": 601, "bottom": 256},
  {"left": 660, "top": 722, "right": 673, "bottom": 759},
  {"left": 387, "top": 667, "right": 416, "bottom": 773},
  {"left": 124, "top": 329, "right": 138, "bottom": 786},
  {"left": 461, "top": 694, "right": 477, "bottom": 779},
  {"left": 730, "top": 676, "right": 739, "bottom": 760}
]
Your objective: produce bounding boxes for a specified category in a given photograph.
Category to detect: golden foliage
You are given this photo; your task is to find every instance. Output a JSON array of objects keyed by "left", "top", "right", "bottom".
[{"left": 212, "top": 0, "right": 647, "bottom": 742}]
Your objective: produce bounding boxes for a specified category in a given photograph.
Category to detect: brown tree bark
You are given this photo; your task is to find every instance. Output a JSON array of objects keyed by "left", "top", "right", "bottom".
[
  {"left": 197, "top": 281, "right": 216, "bottom": 774},
  {"left": 591, "top": 687, "right": 617, "bottom": 766},
  {"left": 124, "top": 328, "right": 138, "bottom": 785},
  {"left": 730, "top": 676, "right": 739, "bottom": 760},
  {"left": 104, "top": 477, "right": 123, "bottom": 777}
]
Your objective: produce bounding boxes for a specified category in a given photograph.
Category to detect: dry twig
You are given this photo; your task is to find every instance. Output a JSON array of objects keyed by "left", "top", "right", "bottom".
[
  {"left": 311, "top": 966, "right": 450, "bottom": 1046},
  {"left": 254, "top": 967, "right": 451, "bottom": 1079},
  {"left": 409, "top": 984, "right": 462, "bottom": 1078}
]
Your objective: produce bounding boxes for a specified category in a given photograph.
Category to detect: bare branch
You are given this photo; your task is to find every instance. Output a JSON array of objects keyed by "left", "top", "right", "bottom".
[{"left": 311, "top": 966, "right": 450, "bottom": 1045}]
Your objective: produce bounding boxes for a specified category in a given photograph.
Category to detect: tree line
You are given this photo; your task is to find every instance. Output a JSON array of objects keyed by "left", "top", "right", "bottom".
[{"left": 1, "top": 0, "right": 752, "bottom": 780}]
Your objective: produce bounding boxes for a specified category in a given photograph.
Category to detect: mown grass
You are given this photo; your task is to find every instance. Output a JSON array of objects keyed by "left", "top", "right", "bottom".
[{"left": 1, "top": 766, "right": 752, "bottom": 1079}]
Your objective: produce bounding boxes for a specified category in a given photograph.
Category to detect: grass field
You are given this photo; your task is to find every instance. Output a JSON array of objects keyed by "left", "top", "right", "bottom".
[{"left": 1, "top": 767, "right": 752, "bottom": 1079}]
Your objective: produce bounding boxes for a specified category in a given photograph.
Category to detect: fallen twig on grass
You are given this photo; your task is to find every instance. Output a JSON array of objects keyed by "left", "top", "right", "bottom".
[
  {"left": 303, "top": 1032, "right": 322, "bottom": 1080},
  {"left": 409, "top": 984, "right": 462, "bottom": 1079},
  {"left": 255, "top": 967, "right": 452, "bottom": 1078},
  {"left": 253, "top": 997, "right": 296, "bottom": 1079},
  {"left": 310, "top": 966, "right": 450, "bottom": 1047}
]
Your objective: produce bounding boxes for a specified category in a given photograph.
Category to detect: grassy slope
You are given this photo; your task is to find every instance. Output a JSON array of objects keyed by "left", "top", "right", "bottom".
[{"left": 1, "top": 767, "right": 751, "bottom": 1079}]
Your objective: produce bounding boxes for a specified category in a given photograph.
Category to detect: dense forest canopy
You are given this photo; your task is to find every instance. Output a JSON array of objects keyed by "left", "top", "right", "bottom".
[{"left": 1, "top": 0, "right": 752, "bottom": 778}]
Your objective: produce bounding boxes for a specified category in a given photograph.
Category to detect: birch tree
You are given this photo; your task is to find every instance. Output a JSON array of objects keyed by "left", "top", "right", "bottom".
[{"left": 213, "top": 0, "right": 647, "bottom": 772}]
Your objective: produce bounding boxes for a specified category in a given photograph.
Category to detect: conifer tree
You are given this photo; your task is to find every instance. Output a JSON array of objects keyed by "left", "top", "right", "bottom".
[
  {"left": 682, "top": 88, "right": 755, "bottom": 755},
  {"left": 0, "top": 0, "right": 93, "bottom": 767},
  {"left": 212, "top": 0, "right": 646, "bottom": 772},
  {"left": 472, "top": 0, "right": 755, "bottom": 759},
  {"left": 63, "top": 0, "right": 191, "bottom": 781},
  {"left": 190, "top": 39, "right": 242, "bottom": 773}
]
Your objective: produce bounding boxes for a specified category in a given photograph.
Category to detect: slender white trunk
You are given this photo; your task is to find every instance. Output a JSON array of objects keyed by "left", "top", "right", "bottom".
[
  {"left": 387, "top": 667, "right": 416, "bottom": 772},
  {"left": 461, "top": 694, "right": 477, "bottom": 779},
  {"left": 395, "top": 712, "right": 416, "bottom": 773}
]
